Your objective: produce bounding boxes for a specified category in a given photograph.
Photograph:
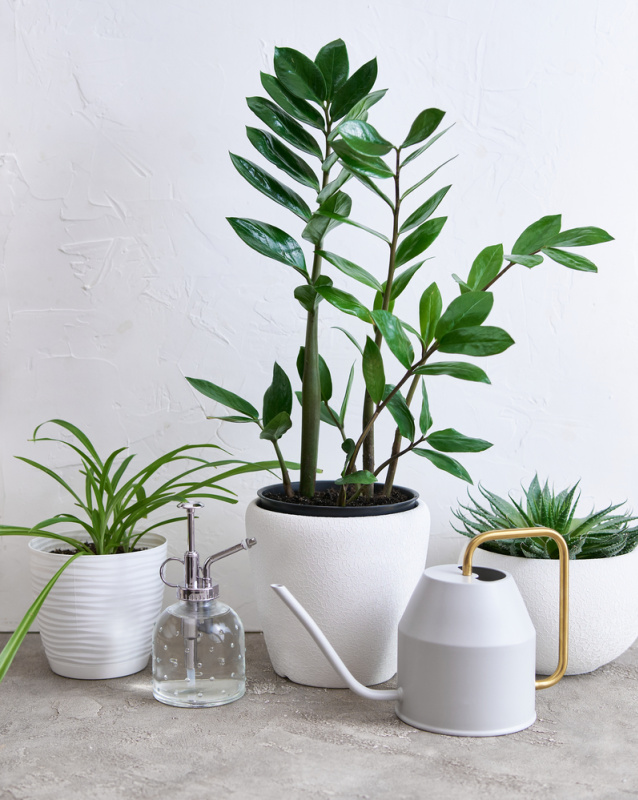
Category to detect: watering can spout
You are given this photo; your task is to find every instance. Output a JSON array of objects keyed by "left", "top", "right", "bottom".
[{"left": 271, "top": 585, "right": 401, "bottom": 702}]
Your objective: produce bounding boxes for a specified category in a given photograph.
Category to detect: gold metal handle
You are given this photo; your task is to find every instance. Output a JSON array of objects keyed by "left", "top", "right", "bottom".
[{"left": 462, "top": 527, "right": 569, "bottom": 690}]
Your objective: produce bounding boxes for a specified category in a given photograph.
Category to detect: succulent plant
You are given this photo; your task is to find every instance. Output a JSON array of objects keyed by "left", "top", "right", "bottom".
[{"left": 453, "top": 474, "right": 638, "bottom": 559}]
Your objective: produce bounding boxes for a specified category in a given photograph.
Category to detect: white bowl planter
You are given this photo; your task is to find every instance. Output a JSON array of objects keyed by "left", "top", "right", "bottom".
[
  {"left": 467, "top": 546, "right": 638, "bottom": 675},
  {"left": 29, "top": 533, "right": 167, "bottom": 679},
  {"left": 247, "top": 485, "right": 430, "bottom": 688}
]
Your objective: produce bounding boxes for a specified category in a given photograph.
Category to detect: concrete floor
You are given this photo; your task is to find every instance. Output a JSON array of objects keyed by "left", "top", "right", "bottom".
[{"left": 1, "top": 633, "right": 637, "bottom": 800}]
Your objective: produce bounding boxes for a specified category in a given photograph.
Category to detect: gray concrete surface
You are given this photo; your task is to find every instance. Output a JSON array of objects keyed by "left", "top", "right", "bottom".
[{"left": 1, "top": 632, "right": 637, "bottom": 800}]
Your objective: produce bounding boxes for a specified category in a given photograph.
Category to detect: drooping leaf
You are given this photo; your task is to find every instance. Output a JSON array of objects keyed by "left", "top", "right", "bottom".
[
  {"left": 338, "top": 120, "right": 393, "bottom": 157},
  {"left": 438, "top": 326, "right": 515, "bottom": 357},
  {"left": 399, "top": 186, "right": 451, "bottom": 234},
  {"left": 419, "top": 380, "right": 433, "bottom": 434},
  {"left": 187, "top": 377, "right": 259, "bottom": 419},
  {"left": 542, "top": 247, "right": 598, "bottom": 272},
  {"left": 274, "top": 47, "right": 326, "bottom": 103},
  {"left": 505, "top": 253, "right": 544, "bottom": 268},
  {"left": 383, "top": 385, "right": 415, "bottom": 442},
  {"left": 230, "top": 154, "right": 311, "bottom": 221},
  {"left": 315, "top": 39, "right": 349, "bottom": 99},
  {"left": 259, "top": 73, "right": 324, "bottom": 129},
  {"left": 302, "top": 191, "right": 352, "bottom": 245},
  {"left": 412, "top": 448, "right": 472, "bottom": 483},
  {"left": 465, "top": 244, "right": 503, "bottom": 292},
  {"left": 362, "top": 337, "right": 385, "bottom": 405},
  {"left": 330, "top": 58, "right": 378, "bottom": 121},
  {"left": 246, "top": 127, "right": 320, "bottom": 191},
  {"left": 426, "top": 428, "right": 492, "bottom": 453},
  {"left": 315, "top": 285, "right": 374, "bottom": 323},
  {"left": 335, "top": 470, "right": 377, "bottom": 485},
  {"left": 318, "top": 250, "right": 383, "bottom": 291},
  {"left": 435, "top": 292, "right": 494, "bottom": 341},
  {"left": 414, "top": 362, "right": 490, "bottom": 384},
  {"left": 395, "top": 217, "right": 446, "bottom": 267},
  {"left": 247, "top": 97, "right": 323, "bottom": 158},
  {"left": 262, "top": 363, "right": 293, "bottom": 427},
  {"left": 546, "top": 226, "right": 614, "bottom": 248},
  {"left": 511, "top": 215, "right": 561, "bottom": 255},
  {"left": 331, "top": 139, "right": 394, "bottom": 179},
  {"left": 372, "top": 310, "right": 414, "bottom": 368},
  {"left": 227, "top": 218, "right": 307, "bottom": 277},
  {"left": 259, "top": 411, "right": 293, "bottom": 442},
  {"left": 419, "top": 282, "right": 442, "bottom": 347}
]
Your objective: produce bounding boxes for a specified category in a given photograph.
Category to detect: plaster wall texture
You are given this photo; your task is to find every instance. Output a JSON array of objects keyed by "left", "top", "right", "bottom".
[{"left": 1, "top": 0, "right": 637, "bottom": 631}]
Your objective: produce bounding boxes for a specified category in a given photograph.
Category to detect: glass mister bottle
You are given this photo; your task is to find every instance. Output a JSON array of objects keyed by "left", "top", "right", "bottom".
[{"left": 152, "top": 501, "right": 256, "bottom": 708}]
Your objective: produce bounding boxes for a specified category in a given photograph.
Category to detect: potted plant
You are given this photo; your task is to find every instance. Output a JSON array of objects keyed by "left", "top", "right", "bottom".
[
  {"left": 186, "top": 39, "right": 613, "bottom": 687},
  {"left": 0, "top": 419, "right": 281, "bottom": 681},
  {"left": 453, "top": 474, "right": 638, "bottom": 674}
]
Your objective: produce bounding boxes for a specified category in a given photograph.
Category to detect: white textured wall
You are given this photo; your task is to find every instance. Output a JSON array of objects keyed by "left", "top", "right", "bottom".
[{"left": 2, "top": 0, "right": 637, "bottom": 631}]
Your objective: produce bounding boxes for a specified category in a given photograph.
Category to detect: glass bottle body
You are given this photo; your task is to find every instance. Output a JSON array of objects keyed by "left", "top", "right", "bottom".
[{"left": 152, "top": 598, "right": 245, "bottom": 708}]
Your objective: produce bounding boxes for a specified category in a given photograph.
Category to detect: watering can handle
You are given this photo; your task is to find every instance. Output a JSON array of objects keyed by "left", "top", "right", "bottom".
[{"left": 461, "top": 527, "right": 569, "bottom": 691}]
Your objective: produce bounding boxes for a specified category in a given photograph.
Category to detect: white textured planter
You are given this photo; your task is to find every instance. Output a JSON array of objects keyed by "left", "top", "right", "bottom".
[
  {"left": 29, "top": 533, "right": 167, "bottom": 679},
  {"left": 467, "top": 546, "right": 638, "bottom": 675},
  {"left": 247, "top": 494, "right": 430, "bottom": 688}
]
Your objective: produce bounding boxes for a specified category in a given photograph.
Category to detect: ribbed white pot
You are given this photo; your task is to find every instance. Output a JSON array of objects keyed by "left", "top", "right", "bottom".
[
  {"left": 468, "top": 546, "right": 638, "bottom": 675},
  {"left": 29, "top": 533, "right": 167, "bottom": 679},
  {"left": 247, "top": 496, "right": 430, "bottom": 688}
]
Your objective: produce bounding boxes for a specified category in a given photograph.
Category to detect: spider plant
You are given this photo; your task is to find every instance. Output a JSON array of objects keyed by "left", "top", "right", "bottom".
[
  {"left": 0, "top": 418, "right": 289, "bottom": 681},
  {"left": 453, "top": 474, "right": 638, "bottom": 559}
]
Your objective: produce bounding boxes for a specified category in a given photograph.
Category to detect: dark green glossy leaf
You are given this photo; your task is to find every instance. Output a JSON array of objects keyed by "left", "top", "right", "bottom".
[
  {"left": 322, "top": 151, "right": 339, "bottom": 172},
  {"left": 542, "top": 247, "right": 598, "bottom": 272},
  {"left": 330, "top": 58, "right": 378, "bottom": 121},
  {"left": 395, "top": 217, "right": 446, "bottom": 267},
  {"left": 435, "top": 292, "right": 494, "bottom": 340},
  {"left": 316, "top": 169, "right": 350, "bottom": 203},
  {"left": 426, "top": 428, "right": 492, "bottom": 453},
  {"left": 315, "top": 285, "right": 374, "bottom": 323},
  {"left": 294, "top": 284, "right": 321, "bottom": 312},
  {"left": 372, "top": 310, "right": 414, "bottom": 368},
  {"left": 331, "top": 139, "right": 394, "bottom": 178},
  {"left": 186, "top": 377, "right": 259, "bottom": 419},
  {"left": 262, "top": 362, "right": 293, "bottom": 426},
  {"left": 419, "top": 380, "right": 432, "bottom": 434},
  {"left": 412, "top": 448, "right": 472, "bottom": 483},
  {"left": 259, "top": 411, "right": 293, "bottom": 442},
  {"left": 399, "top": 186, "right": 451, "bottom": 234},
  {"left": 402, "top": 108, "right": 446, "bottom": 148},
  {"left": 512, "top": 215, "right": 561, "bottom": 255},
  {"left": 438, "top": 326, "right": 515, "bottom": 357},
  {"left": 338, "top": 120, "right": 393, "bottom": 156},
  {"left": 362, "top": 337, "right": 385, "bottom": 405},
  {"left": 383, "top": 385, "right": 415, "bottom": 442},
  {"left": 414, "top": 362, "right": 490, "bottom": 384},
  {"left": 419, "top": 282, "right": 442, "bottom": 346},
  {"left": 246, "top": 127, "right": 320, "bottom": 191},
  {"left": 230, "top": 154, "right": 311, "bottom": 221},
  {"left": 296, "top": 348, "right": 333, "bottom": 402},
  {"left": 547, "top": 226, "right": 613, "bottom": 248},
  {"left": 341, "top": 89, "right": 387, "bottom": 123},
  {"left": 401, "top": 156, "right": 457, "bottom": 200},
  {"left": 390, "top": 261, "right": 425, "bottom": 301},
  {"left": 400, "top": 124, "right": 454, "bottom": 167},
  {"left": 466, "top": 244, "right": 503, "bottom": 291},
  {"left": 341, "top": 438, "right": 356, "bottom": 457},
  {"left": 247, "top": 97, "right": 322, "bottom": 158},
  {"left": 319, "top": 250, "right": 382, "bottom": 291},
  {"left": 335, "top": 470, "right": 377, "bottom": 485},
  {"left": 315, "top": 39, "right": 349, "bottom": 99},
  {"left": 260, "top": 73, "right": 324, "bottom": 129},
  {"left": 505, "top": 253, "right": 543, "bottom": 268},
  {"left": 302, "top": 191, "right": 352, "bottom": 245},
  {"left": 274, "top": 47, "right": 326, "bottom": 103},
  {"left": 227, "top": 217, "right": 307, "bottom": 276}
]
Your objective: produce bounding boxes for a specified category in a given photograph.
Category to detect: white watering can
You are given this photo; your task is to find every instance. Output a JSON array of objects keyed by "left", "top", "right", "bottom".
[{"left": 272, "top": 528, "right": 569, "bottom": 737}]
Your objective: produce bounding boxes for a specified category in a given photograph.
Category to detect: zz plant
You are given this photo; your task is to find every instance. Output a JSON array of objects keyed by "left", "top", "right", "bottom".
[{"left": 188, "top": 39, "right": 613, "bottom": 505}]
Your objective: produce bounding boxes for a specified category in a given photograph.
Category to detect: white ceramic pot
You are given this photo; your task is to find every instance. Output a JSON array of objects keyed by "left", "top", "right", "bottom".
[
  {"left": 247, "top": 486, "right": 430, "bottom": 688},
  {"left": 467, "top": 546, "right": 638, "bottom": 675},
  {"left": 29, "top": 533, "right": 167, "bottom": 679}
]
